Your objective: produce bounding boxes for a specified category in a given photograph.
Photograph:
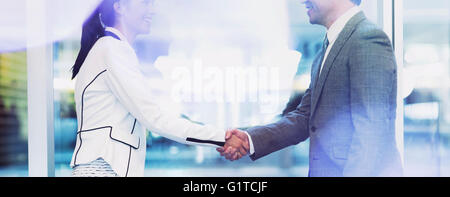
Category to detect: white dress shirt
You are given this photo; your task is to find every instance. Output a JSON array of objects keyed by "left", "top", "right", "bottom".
[
  {"left": 246, "top": 6, "right": 361, "bottom": 156},
  {"left": 319, "top": 6, "right": 361, "bottom": 75}
]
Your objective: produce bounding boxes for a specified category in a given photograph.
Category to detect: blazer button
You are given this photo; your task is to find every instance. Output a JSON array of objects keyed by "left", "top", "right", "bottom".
[{"left": 311, "top": 126, "right": 316, "bottom": 132}]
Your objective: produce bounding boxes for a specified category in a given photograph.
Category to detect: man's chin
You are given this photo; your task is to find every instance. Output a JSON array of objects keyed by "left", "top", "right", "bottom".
[{"left": 309, "top": 18, "right": 319, "bottom": 25}]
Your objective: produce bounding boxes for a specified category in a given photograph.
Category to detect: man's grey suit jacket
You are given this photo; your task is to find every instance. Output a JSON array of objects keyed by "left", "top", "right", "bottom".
[{"left": 247, "top": 12, "right": 403, "bottom": 177}]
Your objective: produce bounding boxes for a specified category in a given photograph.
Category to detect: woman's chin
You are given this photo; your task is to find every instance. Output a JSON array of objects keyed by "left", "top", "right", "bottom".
[
  {"left": 139, "top": 26, "right": 152, "bottom": 35},
  {"left": 137, "top": 29, "right": 151, "bottom": 36}
]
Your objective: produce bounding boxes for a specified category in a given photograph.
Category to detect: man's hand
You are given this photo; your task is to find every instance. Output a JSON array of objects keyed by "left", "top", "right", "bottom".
[{"left": 216, "top": 129, "right": 250, "bottom": 161}]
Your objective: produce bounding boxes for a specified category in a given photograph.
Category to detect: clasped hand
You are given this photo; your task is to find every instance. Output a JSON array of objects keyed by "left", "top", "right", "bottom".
[{"left": 216, "top": 129, "right": 250, "bottom": 161}]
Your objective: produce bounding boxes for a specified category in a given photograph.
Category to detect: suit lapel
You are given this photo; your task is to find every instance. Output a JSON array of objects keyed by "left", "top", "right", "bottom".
[{"left": 310, "top": 12, "right": 366, "bottom": 118}]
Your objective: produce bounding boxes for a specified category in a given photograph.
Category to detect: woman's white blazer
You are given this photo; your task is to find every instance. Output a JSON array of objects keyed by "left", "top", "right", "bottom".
[{"left": 70, "top": 27, "right": 225, "bottom": 177}]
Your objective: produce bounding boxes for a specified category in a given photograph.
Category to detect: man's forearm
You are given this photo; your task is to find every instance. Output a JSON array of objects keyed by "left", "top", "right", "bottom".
[{"left": 247, "top": 110, "right": 310, "bottom": 160}]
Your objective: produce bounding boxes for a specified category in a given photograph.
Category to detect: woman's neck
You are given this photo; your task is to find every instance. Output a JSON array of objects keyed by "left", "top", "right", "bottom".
[{"left": 113, "top": 23, "right": 137, "bottom": 44}]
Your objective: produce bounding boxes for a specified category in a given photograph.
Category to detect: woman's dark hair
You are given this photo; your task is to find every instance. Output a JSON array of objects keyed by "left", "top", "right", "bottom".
[{"left": 71, "top": 0, "right": 119, "bottom": 79}]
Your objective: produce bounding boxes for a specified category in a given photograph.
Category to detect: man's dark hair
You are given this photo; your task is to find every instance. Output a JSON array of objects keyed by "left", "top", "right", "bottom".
[{"left": 351, "top": 0, "right": 361, "bottom": 5}]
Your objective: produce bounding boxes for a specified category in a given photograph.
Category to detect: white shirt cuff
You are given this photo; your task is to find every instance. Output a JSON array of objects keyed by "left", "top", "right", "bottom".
[{"left": 244, "top": 131, "right": 255, "bottom": 155}]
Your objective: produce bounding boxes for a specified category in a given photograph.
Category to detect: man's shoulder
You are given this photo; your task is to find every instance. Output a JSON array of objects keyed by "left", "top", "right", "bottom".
[{"left": 352, "top": 19, "right": 390, "bottom": 42}]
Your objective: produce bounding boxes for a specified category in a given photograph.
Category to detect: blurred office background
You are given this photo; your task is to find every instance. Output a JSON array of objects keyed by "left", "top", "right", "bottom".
[{"left": 0, "top": 0, "right": 449, "bottom": 176}]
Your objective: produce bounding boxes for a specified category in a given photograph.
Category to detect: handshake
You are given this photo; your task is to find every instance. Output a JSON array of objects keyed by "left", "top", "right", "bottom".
[{"left": 216, "top": 129, "right": 250, "bottom": 161}]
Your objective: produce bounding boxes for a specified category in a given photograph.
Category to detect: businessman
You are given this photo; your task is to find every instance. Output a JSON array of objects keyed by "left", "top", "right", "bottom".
[{"left": 219, "top": 0, "right": 403, "bottom": 177}]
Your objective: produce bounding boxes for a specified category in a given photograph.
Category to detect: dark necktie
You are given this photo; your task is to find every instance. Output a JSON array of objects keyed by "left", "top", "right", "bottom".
[
  {"left": 313, "top": 35, "right": 329, "bottom": 89},
  {"left": 318, "top": 35, "right": 329, "bottom": 75}
]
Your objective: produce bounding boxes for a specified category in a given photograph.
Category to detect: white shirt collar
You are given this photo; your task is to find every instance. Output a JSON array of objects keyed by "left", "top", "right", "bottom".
[
  {"left": 326, "top": 6, "right": 361, "bottom": 43},
  {"left": 105, "top": 27, "right": 128, "bottom": 43}
]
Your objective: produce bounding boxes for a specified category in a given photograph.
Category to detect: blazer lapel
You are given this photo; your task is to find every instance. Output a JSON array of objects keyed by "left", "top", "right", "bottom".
[{"left": 310, "top": 12, "right": 366, "bottom": 118}]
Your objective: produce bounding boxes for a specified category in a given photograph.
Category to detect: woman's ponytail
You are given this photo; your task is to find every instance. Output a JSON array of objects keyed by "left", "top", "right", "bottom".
[
  {"left": 71, "top": 8, "right": 105, "bottom": 79},
  {"left": 71, "top": 0, "right": 118, "bottom": 79}
]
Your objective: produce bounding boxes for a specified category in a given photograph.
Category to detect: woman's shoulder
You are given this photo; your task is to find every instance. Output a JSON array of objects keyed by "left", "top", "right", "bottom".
[
  {"left": 93, "top": 36, "right": 130, "bottom": 52},
  {"left": 95, "top": 37, "right": 139, "bottom": 68},
  {"left": 91, "top": 36, "right": 136, "bottom": 61}
]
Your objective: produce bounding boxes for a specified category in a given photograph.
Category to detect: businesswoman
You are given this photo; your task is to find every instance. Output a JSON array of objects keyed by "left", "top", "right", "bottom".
[{"left": 69, "top": 0, "right": 237, "bottom": 177}]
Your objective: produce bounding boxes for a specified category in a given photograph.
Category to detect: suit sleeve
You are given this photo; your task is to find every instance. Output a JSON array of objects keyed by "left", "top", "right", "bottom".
[
  {"left": 344, "top": 29, "right": 398, "bottom": 176},
  {"left": 282, "top": 91, "right": 304, "bottom": 116},
  {"left": 247, "top": 85, "right": 311, "bottom": 161},
  {"left": 103, "top": 42, "right": 225, "bottom": 147}
]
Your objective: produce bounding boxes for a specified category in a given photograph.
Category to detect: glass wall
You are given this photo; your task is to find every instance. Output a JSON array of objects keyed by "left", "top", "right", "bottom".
[
  {"left": 0, "top": 52, "right": 28, "bottom": 177},
  {"left": 402, "top": 0, "right": 450, "bottom": 176},
  {"left": 53, "top": 35, "right": 79, "bottom": 176},
  {"left": 51, "top": 0, "right": 380, "bottom": 177},
  {"left": 53, "top": 0, "right": 324, "bottom": 177},
  {"left": 3, "top": 0, "right": 448, "bottom": 177}
]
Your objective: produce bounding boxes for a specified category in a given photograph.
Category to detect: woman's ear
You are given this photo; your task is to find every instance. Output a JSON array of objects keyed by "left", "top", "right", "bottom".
[{"left": 113, "top": 1, "right": 124, "bottom": 16}]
